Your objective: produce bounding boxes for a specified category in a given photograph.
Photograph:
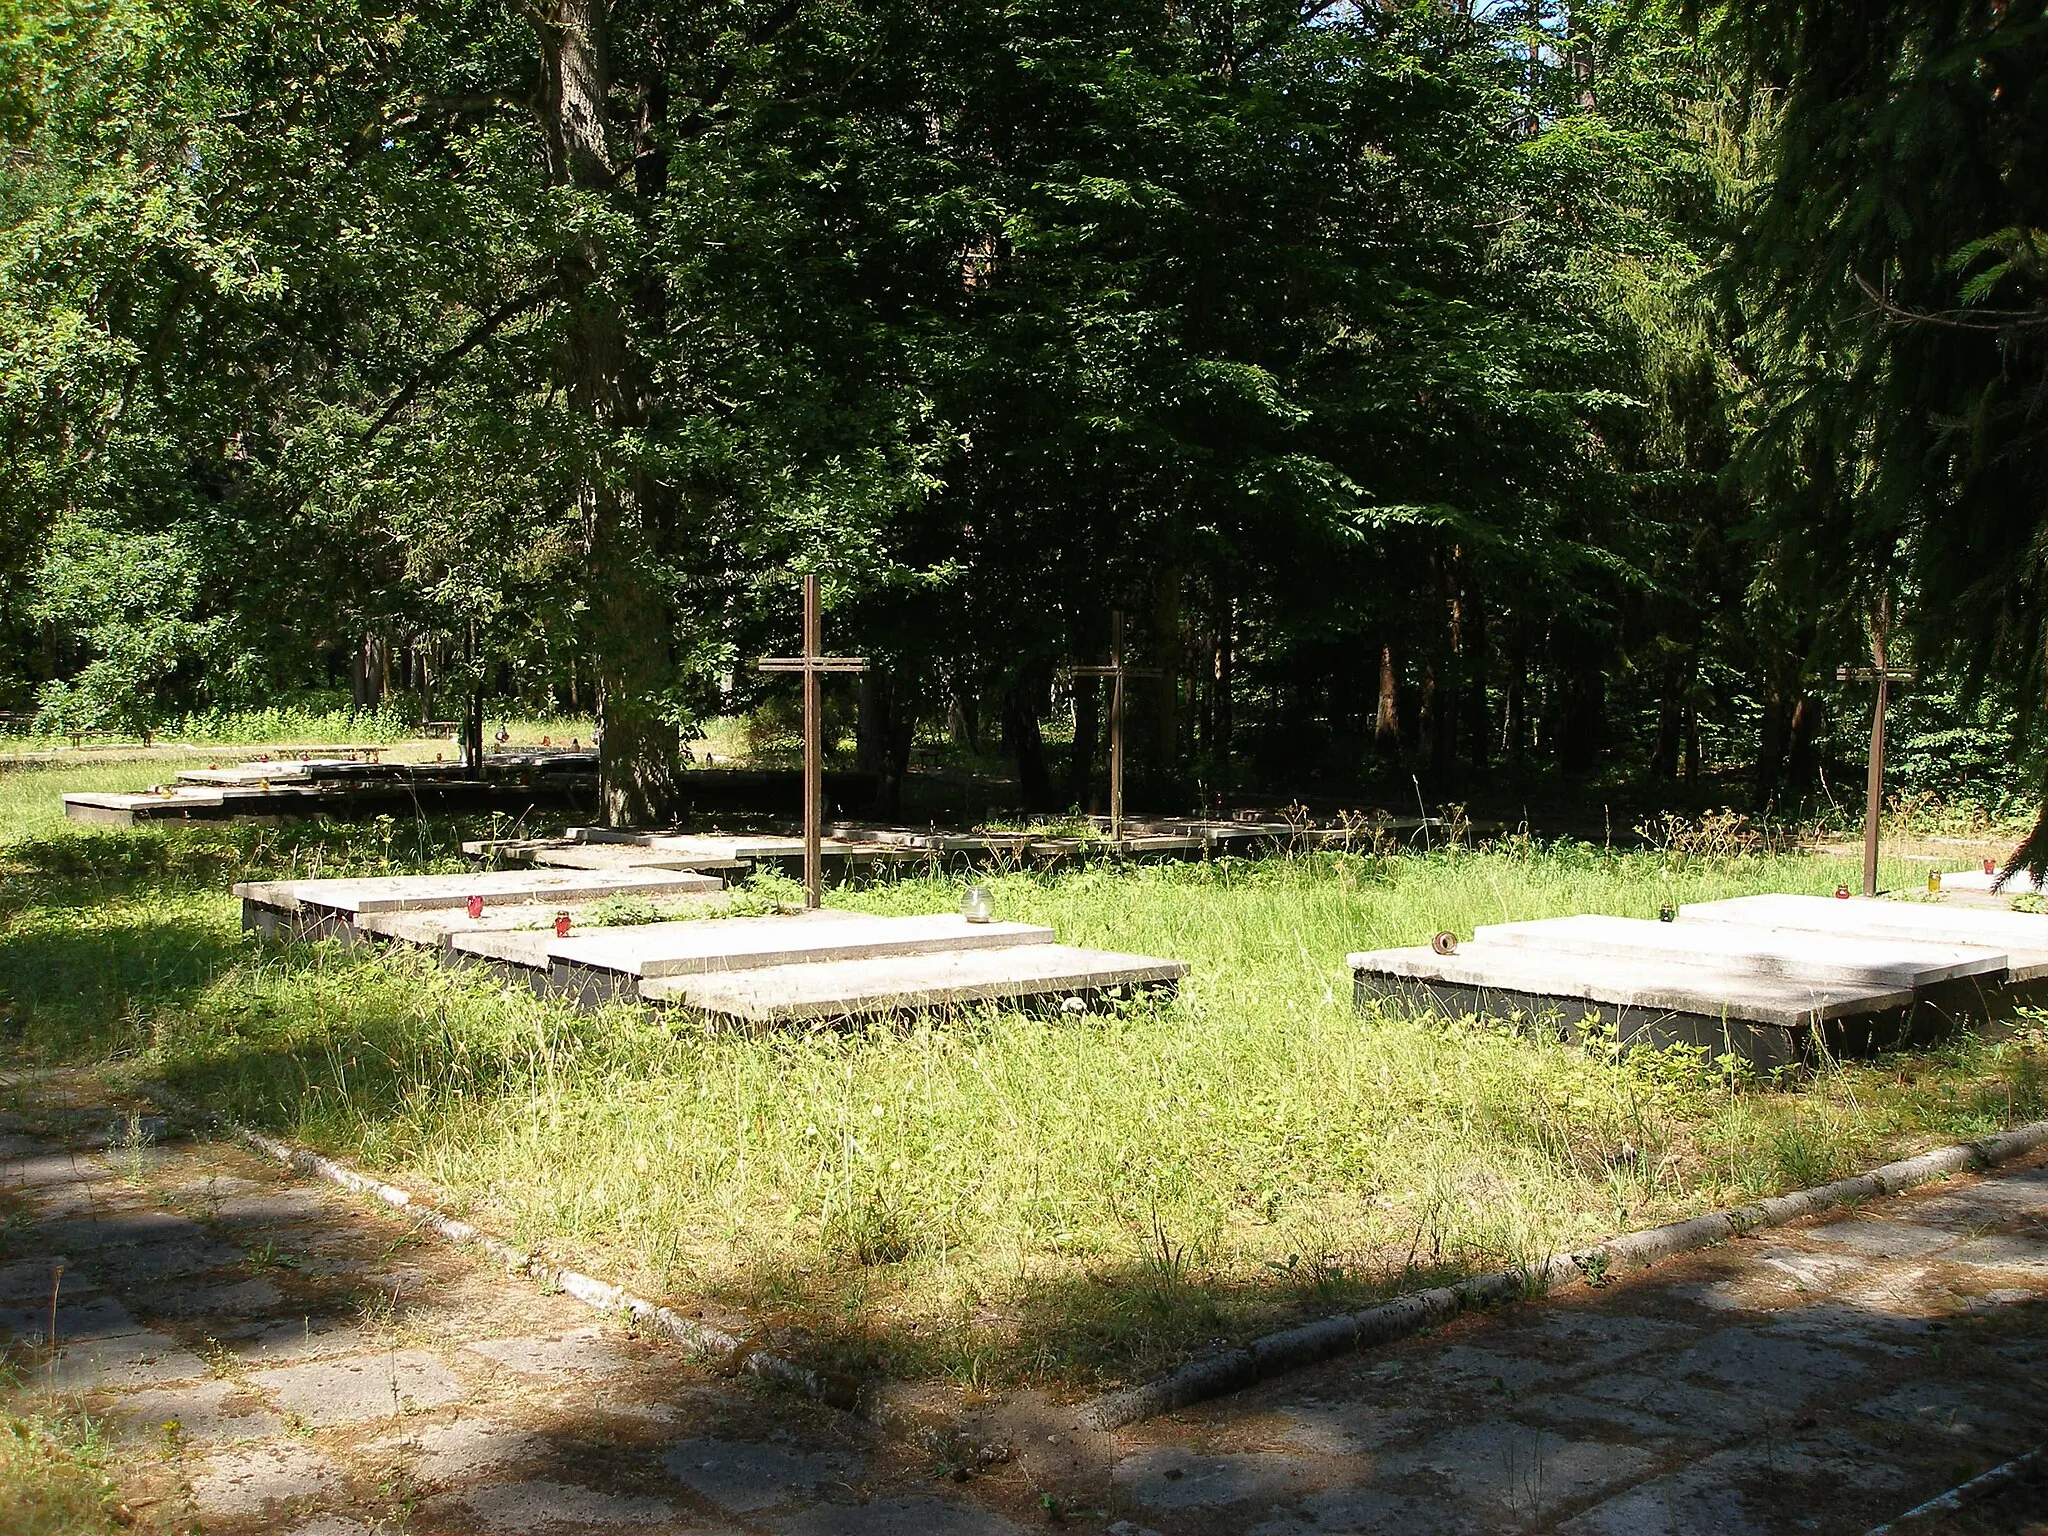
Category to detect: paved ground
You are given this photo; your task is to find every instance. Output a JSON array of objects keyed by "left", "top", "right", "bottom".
[{"left": 3, "top": 1071, "right": 2045, "bottom": 1535}]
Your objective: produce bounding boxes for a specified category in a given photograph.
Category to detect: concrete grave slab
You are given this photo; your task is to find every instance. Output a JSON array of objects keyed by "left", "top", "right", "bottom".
[
  {"left": 234, "top": 866, "right": 723, "bottom": 917},
  {"left": 663, "top": 1436, "right": 863, "bottom": 1513},
  {"left": 247, "top": 1347, "right": 469, "bottom": 1424},
  {"left": 650, "top": 944, "right": 1186, "bottom": 1024},
  {"left": 1680, "top": 894, "right": 2048, "bottom": 979},
  {"left": 1472, "top": 912, "right": 2007, "bottom": 989},
  {"left": 1112, "top": 1447, "right": 1322, "bottom": 1511},
  {"left": 549, "top": 912, "right": 1056, "bottom": 980},
  {"left": 1349, "top": 942, "right": 1911, "bottom": 1031}
]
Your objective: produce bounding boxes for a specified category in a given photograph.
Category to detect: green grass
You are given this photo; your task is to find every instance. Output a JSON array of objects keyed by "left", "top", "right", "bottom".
[
  {"left": 0, "top": 1412, "right": 123, "bottom": 1536},
  {"left": 0, "top": 756, "right": 2043, "bottom": 1393}
]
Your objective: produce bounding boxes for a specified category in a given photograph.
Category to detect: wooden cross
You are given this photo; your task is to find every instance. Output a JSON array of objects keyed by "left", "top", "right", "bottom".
[
  {"left": 1073, "top": 611, "right": 1162, "bottom": 843},
  {"left": 758, "top": 573, "right": 864, "bottom": 909},
  {"left": 1835, "top": 594, "right": 1916, "bottom": 899}
]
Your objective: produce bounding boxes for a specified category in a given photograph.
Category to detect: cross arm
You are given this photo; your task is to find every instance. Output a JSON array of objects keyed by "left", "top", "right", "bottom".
[
  {"left": 1836, "top": 665, "right": 1916, "bottom": 684},
  {"left": 1071, "top": 664, "right": 1164, "bottom": 679},
  {"left": 758, "top": 656, "right": 867, "bottom": 673}
]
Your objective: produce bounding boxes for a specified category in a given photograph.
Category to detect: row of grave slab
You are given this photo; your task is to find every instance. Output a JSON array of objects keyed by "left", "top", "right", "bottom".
[
  {"left": 1351, "top": 875, "right": 2048, "bottom": 1068},
  {"left": 235, "top": 860, "right": 1187, "bottom": 1028},
  {"left": 234, "top": 825, "right": 2048, "bottom": 1064}
]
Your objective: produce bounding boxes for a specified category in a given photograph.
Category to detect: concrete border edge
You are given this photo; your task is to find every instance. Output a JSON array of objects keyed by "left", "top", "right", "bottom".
[
  {"left": 135, "top": 1080, "right": 857, "bottom": 1410},
  {"left": 1076, "top": 1118, "right": 2048, "bottom": 1431}
]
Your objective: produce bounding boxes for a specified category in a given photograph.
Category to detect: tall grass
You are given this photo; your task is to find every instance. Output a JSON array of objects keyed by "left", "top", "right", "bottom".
[
  {"left": 0, "top": 1413, "right": 121, "bottom": 1536},
  {"left": 4, "top": 798, "right": 2041, "bottom": 1388}
]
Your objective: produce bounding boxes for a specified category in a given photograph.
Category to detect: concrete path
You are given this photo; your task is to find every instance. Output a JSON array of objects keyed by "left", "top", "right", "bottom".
[{"left": 4, "top": 1071, "right": 2046, "bottom": 1534}]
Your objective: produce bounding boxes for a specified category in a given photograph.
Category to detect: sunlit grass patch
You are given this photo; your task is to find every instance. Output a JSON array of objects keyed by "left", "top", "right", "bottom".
[{"left": 0, "top": 1411, "right": 123, "bottom": 1536}]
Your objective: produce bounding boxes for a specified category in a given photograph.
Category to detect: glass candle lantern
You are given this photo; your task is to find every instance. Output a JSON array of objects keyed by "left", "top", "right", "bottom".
[
  {"left": 961, "top": 885, "right": 994, "bottom": 923},
  {"left": 1927, "top": 871, "right": 1942, "bottom": 894},
  {"left": 1835, "top": 884, "right": 1851, "bottom": 900},
  {"left": 466, "top": 894, "right": 484, "bottom": 920},
  {"left": 554, "top": 911, "right": 572, "bottom": 937}
]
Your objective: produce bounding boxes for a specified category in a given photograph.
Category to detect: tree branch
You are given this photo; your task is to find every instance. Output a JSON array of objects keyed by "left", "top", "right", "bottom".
[
  {"left": 1855, "top": 272, "right": 2048, "bottom": 332},
  {"left": 360, "top": 279, "right": 560, "bottom": 442}
]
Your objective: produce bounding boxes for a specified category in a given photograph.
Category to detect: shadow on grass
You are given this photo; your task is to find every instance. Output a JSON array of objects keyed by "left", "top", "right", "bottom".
[
  {"left": 0, "top": 910, "right": 250, "bottom": 1060},
  {"left": 1, "top": 813, "right": 539, "bottom": 909}
]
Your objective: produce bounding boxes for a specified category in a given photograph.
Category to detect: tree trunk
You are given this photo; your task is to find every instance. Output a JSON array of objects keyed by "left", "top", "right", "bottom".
[
  {"left": 1152, "top": 570, "right": 1182, "bottom": 770},
  {"left": 856, "top": 667, "right": 914, "bottom": 816},
  {"left": 1212, "top": 592, "right": 1235, "bottom": 782},
  {"left": 1456, "top": 564, "right": 1489, "bottom": 769},
  {"left": 1005, "top": 678, "right": 1052, "bottom": 811},
  {"left": 1068, "top": 675, "right": 1100, "bottom": 810},
  {"left": 947, "top": 679, "right": 979, "bottom": 753},
  {"left": 1652, "top": 650, "right": 1682, "bottom": 778},
  {"left": 1504, "top": 638, "right": 1527, "bottom": 761},
  {"left": 1375, "top": 644, "right": 1401, "bottom": 755},
  {"left": 537, "top": 0, "right": 678, "bottom": 826},
  {"left": 1787, "top": 693, "right": 1823, "bottom": 799}
]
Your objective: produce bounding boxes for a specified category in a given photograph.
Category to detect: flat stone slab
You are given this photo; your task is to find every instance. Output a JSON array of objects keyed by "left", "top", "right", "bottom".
[
  {"left": 548, "top": 912, "right": 1057, "bottom": 980},
  {"left": 106, "top": 1378, "right": 287, "bottom": 1444},
  {"left": 771, "top": 1497, "right": 1024, "bottom": 1536},
  {"left": 437, "top": 1480, "right": 675, "bottom": 1532},
  {"left": 245, "top": 1347, "right": 469, "bottom": 1424},
  {"left": 235, "top": 866, "right": 724, "bottom": 916},
  {"left": 1681, "top": 895, "right": 2048, "bottom": 980},
  {"left": 463, "top": 1328, "right": 637, "bottom": 1379},
  {"left": 663, "top": 1436, "right": 862, "bottom": 1513},
  {"left": 648, "top": 944, "right": 1187, "bottom": 1024},
  {"left": 191, "top": 1440, "right": 339, "bottom": 1517},
  {"left": 1348, "top": 944, "right": 1909, "bottom": 1029},
  {"left": 1471, "top": 914, "right": 2007, "bottom": 989},
  {"left": 37, "top": 1327, "right": 211, "bottom": 1390}
]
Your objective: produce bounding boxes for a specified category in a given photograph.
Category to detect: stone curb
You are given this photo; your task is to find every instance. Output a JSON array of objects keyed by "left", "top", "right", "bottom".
[
  {"left": 1863, "top": 1442, "right": 2046, "bottom": 1533},
  {"left": 1076, "top": 1119, "right": 2048, "bottom": 1431},
  {"left": 135, "top": 1081, "right": 858, "bottom": 1410}
]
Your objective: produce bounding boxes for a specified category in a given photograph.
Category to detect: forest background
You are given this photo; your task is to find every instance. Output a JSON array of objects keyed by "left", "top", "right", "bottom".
[{"left": 1, "top": 0, "right": 2042, "bottom": 835}]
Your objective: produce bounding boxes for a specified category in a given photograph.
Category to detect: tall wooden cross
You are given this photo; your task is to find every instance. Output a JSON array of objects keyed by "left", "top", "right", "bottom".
[
  {"left": 1073, "top": 611, "right": 1162, "bottom": 843},
  {"left": 758, "top": 573, "right": 864, "bottom": 909},
  {"left": 1836, "top": 594, "right": 1915, "bottom": 899}
]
